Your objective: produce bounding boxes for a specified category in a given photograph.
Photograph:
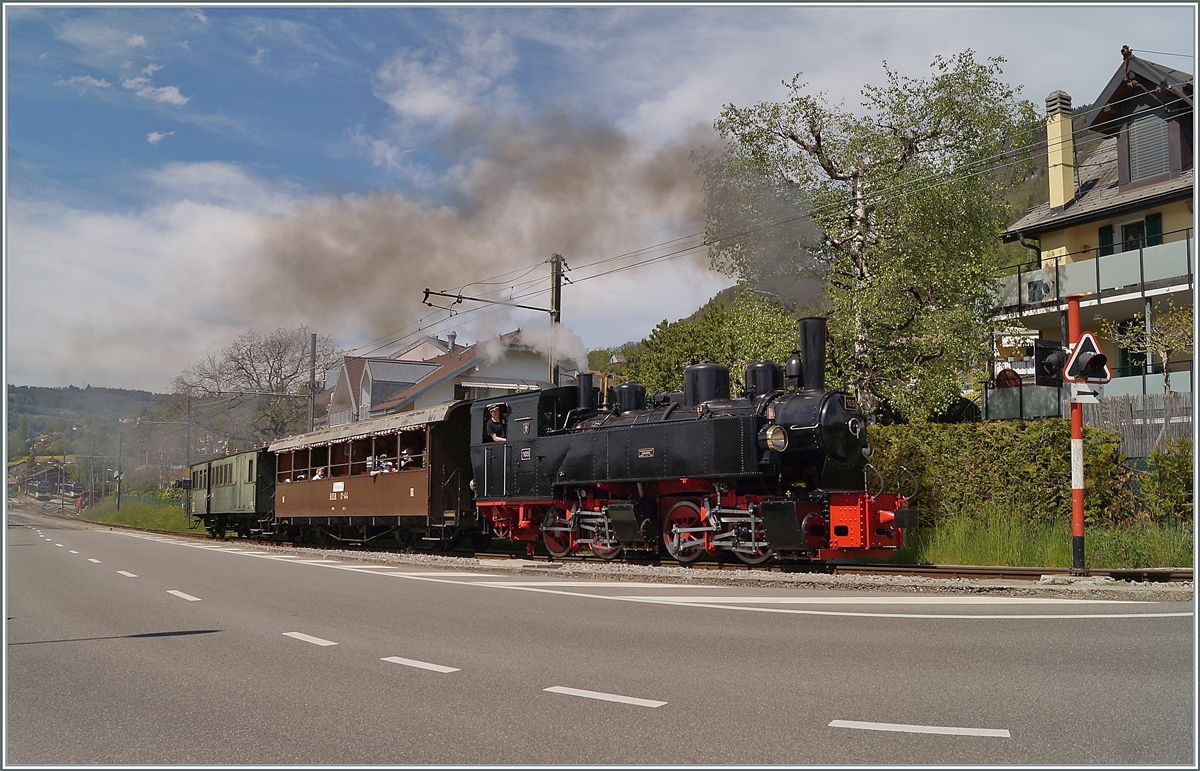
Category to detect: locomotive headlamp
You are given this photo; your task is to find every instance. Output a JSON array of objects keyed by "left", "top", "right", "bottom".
[{"left": 765, "top": 424, "right": 789, "bottom": 452}]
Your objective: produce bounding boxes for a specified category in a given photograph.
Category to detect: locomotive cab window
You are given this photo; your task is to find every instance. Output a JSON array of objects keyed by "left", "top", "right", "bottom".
[{"left": 484, "top": 403, "right": 508, "bottom": 443}]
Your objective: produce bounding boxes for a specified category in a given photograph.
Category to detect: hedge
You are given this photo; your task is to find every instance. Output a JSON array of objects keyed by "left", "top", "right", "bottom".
[{"left": 867, "top": 419, "right": 1190, "bottom": 529}]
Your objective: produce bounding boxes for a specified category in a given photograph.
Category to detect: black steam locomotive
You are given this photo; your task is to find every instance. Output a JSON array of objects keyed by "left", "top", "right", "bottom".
[
  {"left": 471, "top": 317, "right": 916, "bottom": 563},
  {"left": 196, "top": 317, "right": 915, "bottom": 563}
]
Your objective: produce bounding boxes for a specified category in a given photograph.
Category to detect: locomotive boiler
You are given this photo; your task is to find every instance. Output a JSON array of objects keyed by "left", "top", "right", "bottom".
[{"left": 471, "top": 317, "right": 917, "bottom": 564}]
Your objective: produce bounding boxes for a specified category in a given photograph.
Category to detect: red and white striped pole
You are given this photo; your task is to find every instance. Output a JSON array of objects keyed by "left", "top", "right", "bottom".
[{"left": 1067, "top": 295, "right": 1085, "bottom": 571}]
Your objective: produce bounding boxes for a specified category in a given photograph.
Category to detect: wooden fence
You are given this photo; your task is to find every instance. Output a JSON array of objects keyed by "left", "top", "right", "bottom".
[{"left": 1080, "top": 392, "right": 1193, "bottom": 457}]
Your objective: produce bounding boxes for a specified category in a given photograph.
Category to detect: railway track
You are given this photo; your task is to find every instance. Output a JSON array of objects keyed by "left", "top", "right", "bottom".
[{"left": 27, "top": 504, "right": 1193, "bottom": 584}]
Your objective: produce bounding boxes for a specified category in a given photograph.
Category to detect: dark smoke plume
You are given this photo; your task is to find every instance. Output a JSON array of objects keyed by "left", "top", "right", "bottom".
[
  {"left": 700, "top": 151, "right": 829, "bottom": 315},
  {"left": 240, "top": 110, "right": 717, "bottom": 346}
]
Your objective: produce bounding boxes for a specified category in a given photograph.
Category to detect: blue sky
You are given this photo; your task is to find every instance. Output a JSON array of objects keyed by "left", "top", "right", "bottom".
[{"left": 4, "top": 4, "right": 1195, "bottom": 391}]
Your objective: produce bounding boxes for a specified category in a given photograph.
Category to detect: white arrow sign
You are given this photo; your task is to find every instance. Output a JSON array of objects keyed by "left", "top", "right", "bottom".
[{"left": 1070, "top": 382, "right": 1103, "bottom": 404}]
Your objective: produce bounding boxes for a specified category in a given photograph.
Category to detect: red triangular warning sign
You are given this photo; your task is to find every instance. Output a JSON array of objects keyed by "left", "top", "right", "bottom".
[{"left": 1062, "top": 332, "right": 1112, "bottom": 383}]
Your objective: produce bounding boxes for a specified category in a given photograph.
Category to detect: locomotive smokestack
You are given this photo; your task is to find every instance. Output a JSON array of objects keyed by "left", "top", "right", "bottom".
[
  {"left": 576, "top": 372, "right": 595, "bottom": 412},
  {"left": 799, "top": 317, "right": 826, "bottom": 392}
]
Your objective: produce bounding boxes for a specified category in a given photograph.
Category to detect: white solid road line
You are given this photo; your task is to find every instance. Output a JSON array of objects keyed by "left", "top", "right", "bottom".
[
  {"left": 616, "top": 595, "right": 1138, "bottom": 605},
  {"left": 830, "top": 719, "right": 1010, "bottom": 738},
  {"left": 283, "top": 631, "right": 338, "bottom": 646},
  {"left": 88, "top": 559, "right": 101, "bottom": 563},
  {"left": 117, "top": 571, "right": 137, "bottom": 577},
  {"left": 544, "top": 686, "right": 667, "bottom": 708},
  {"left": 386, "top": 572, "right": 501, "bottom": 578},
  {"left": 167, "top": 590, "right": 202, "bottom": 602},
  {"left": 381, "top": 656, "right": 459, "bottom": 673},
  {"left": 476, "top": 581, "right": 729, "bottom": 588}
]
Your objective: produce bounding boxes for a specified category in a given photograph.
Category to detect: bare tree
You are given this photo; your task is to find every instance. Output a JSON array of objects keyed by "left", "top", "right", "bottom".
[
  {"left": 173, "top": 326, "right": 344, "bottom": 445},
  {"left": 1097, "top": 297, "right": 1193, "bottom": 394}
]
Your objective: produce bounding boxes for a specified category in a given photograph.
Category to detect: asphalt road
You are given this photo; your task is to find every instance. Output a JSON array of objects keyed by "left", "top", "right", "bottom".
[{"left": 6, "top": 508, "right": 1194, "bottom": 765}]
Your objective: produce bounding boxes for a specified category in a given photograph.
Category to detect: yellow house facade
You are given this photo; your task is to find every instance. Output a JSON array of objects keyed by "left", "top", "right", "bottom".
[{"left": 988, "top": 48, "right": 1193, "bottom": 418}]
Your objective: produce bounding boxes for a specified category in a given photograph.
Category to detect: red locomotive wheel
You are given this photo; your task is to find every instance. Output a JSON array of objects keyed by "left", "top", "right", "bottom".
[
  {"left": 541, "top": 508, "right": 574, "bottom": 558},
  {"left": 662, "top": 500, "right": 706, "bottom": 564}
]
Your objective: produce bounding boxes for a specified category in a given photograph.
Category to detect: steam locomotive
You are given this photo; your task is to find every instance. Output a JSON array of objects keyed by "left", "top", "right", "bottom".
[{"left": 188, "top": 317, "right": 916, "bottom": 563}]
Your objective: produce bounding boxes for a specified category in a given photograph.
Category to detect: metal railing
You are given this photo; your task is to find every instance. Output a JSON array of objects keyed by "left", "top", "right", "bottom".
[{"left": 996, "top": 227, "right": 1193, "bottom": 312}]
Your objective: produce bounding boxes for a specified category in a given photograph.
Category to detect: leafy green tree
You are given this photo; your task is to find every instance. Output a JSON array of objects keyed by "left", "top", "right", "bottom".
[
  {"left": 627, "top": 292, "right": 798, "bottom": 393},
  {"left": 700, "top": 51, "right": 1038, "bottom": 418}
]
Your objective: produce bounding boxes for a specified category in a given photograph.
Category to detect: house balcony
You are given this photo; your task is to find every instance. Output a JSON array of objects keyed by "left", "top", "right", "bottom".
[
  {"left": 328, "top": 409, "right": 357, "bottom": 427},
  {"left": 994, "top": 228, "right": 1194, "bottom": 322},
  {"left": 983, "top": 363, "right": 1192, "bottom": 420}
]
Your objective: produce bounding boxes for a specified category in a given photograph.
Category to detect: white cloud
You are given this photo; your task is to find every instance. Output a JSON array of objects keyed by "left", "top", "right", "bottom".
[
  {"left": 142, "top": 62, "right": 163, "bottom": 76},
  {"left": 147, "top": 131, "right": 175, "bottom": 144},
  {"left": 6, "top": 195, "right": 268, "bottom": 390},
  {"left": 186, "top": 8, "right": 208, "bottom": 24},
  {"left": 121, "top": 76, "right": 191, "bottom": 105},
  {"left": 56, "top": 19, "right": 146, "bottom": 61},
  {"left": 373, "top": 26, "right": 518, "bottom": 126},
  {"left": 57, "top": 74, "right": 112, "bottom": 91},
  {"left": 126, "top": 34, "right": 146, "bottom": 48},
  {"left": 345, "top": 126, "right": 411, "bottom": 172}
]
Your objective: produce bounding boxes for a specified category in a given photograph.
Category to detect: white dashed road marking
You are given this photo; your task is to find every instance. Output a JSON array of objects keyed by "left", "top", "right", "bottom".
[
  {"left": 68, "top": 550, "right": 78, "bottom": 554},
  {"left": 830, "top": 719, "right": 1010, "bottom": 738},
  {"left": 381, "top": 656, "right": 459, "bottom": 673},
  {"left": 54, "top": 544, "right": 63, "bottom": 547},
  {"left": 117, "top": 571, "right": 137, "bottom": 577},
  {"left": 544, "top": 686, "right": 666, "bottom": 708},
  {"left": 167, "top": 590, "right": 202, "bottom": 602},
  {"left": 283, "top": 632, "right": 338, "bottom": 646},
  {"left": 88, "top": 559, "right": 101, "bottom": 563}
]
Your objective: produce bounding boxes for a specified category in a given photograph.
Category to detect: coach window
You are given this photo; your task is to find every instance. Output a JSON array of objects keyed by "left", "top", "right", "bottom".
[
  {"left": 277, "top": 453, "right": 293, "bottom": 484},
  {"left": 247, "top": 459, "right": 255, "bottom": 483},
  {"left": 373, "top": 435, "right": 398, "bottom": 468},
  {"left": 310, "top": 446, "right": 329, "bottom": 477},
  {"left": 331, "top": 442, "right": 350, "bottom": 477},
  {"left": 351, "top": 439, "right": 371, "bottom": 475}
]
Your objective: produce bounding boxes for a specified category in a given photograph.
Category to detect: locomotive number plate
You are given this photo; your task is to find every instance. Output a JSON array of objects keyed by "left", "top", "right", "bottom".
[
  {"left": 843, "top": 396, "right": 858, "bottom": 411},
  {"left": 638, "top": 448, "right": 654, "bottom": 459},
  {"left": 521, "top": 447, "right": 531, "bottom": 461}
]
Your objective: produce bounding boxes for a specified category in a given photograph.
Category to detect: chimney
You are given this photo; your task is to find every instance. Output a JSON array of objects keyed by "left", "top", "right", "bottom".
[
  {"left": 447, "top": 331, "right": 456, "bottom": 353},
  {"left": 1046, "top": 90, "right": 1076, "bottom": 209},
  {"left": 799, "top": 317, "right": 826, "bottom": 392}
]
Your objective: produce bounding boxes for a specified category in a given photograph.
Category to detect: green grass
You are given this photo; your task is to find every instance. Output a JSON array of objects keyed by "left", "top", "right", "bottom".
[
  {"left": 893, "top": 515, "right": 1193, "bottom": 569},
  {"left": 81, "top": 498, "right": 200, "bottom": 535}
]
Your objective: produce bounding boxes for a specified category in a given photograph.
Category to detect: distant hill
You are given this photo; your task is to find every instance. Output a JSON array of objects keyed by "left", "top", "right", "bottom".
[{"left": 6, "top": 384, "right": 169, "bottom": 434}]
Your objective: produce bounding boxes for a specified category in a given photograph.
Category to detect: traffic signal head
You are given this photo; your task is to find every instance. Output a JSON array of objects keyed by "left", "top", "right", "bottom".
[
  {"left": 1034, "top": 340, "right": 1067, "bottom": 387},
  {"left": 1073, "top": 351, "right": 1109, "bottom": 380}
]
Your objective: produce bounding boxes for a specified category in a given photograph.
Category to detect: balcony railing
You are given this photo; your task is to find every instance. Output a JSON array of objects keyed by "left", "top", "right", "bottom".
[
  {"left": 996, "top": 227, "right": 1193, "bottom": 312},
  {"left": 983, "top": 369, "right": 1192, "bottom": 420},
  {"left": 328, "top": 408, "right": 357, "bottom": 427}
]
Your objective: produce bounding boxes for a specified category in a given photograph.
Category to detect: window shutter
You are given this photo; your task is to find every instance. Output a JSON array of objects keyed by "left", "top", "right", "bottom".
[
  {"left": 1145, "top": 213, "right": 1163, "bottom": 247},
  {"left": 1098, "top": 225, "right": 1114, "bottom": 256},
  {"left": 1128, "top": 112, "right": 1171, "bottom": 180}
]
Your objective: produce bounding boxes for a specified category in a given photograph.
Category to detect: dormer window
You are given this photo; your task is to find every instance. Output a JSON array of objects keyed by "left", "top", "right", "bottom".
[{"left": 1128, "top": 110, "right": 1171, "bottom": 181}]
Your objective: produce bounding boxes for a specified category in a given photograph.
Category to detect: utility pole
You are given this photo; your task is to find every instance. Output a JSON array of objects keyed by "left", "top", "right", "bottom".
[
  {"left": 550, "top": 253, "right": 564, "bottom": 385},
  {"left": 186, "top": 395, "right": 193, "bottom": 517},
  {"left": 116, "top": 430, "right": 123, "bottom": 512},
  {"left": 309, "top": 332, "right": 317, "bottom": 432}
]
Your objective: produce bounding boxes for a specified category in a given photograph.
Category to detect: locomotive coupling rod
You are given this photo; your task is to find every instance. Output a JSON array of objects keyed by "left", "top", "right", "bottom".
[{"left": 422, "top": 288, "right": 550, "bottom": 314}]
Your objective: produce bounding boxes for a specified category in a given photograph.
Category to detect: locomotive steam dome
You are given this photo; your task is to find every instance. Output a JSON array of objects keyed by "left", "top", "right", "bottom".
[
  {"left": 744, "top": 360, "right": 783, "bottom": 398},
  {"left": 611, "top": 381, "right": 647, "bottom": 413},
  {"left": 684, "top": 360, "right": 730, "bottom": 406}
]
